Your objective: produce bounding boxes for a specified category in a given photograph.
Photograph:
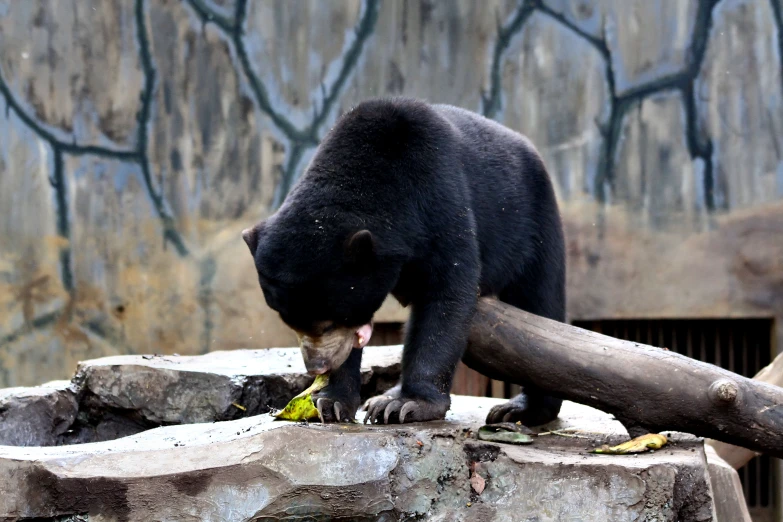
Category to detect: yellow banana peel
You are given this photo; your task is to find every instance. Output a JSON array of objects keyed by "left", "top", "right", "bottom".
[
  {"left": 273, "top": 374, "right": 330, "bottom": 421},
  {"left": 590, "top": 433, "right": 668, "bottom": 455}
]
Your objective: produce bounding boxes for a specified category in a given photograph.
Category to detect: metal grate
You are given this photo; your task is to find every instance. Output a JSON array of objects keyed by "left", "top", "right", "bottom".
[{"left": 573, "top": 318, "right": 776, "bottom": 519}]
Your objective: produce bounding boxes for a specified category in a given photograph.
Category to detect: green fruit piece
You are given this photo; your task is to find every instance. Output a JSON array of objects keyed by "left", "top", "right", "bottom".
[{"left": 273, "top": 374, "right": 330, "bottom": 421}]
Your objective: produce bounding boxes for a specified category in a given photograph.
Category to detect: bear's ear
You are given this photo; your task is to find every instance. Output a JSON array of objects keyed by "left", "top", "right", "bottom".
[
  {"left": 345, "top": 229, "right": 375, "bottom": 264},
  {"left": 241, "top": 222, "right": 265, "bottom": 255}
]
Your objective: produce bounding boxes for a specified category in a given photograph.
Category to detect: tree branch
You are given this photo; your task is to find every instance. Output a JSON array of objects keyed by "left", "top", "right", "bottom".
[
  {"left": 464, "top": 298, "right": 783, "bottom": 458},
  {"left": 707, "top": 351, "right": 783, "bottom": 468}
]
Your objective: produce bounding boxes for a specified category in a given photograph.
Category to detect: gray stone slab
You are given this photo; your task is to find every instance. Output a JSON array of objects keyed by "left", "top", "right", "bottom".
[
  {"left": 73, "top": 345, "right": 402, "bottom": 425},
  {"left": 0, "top": 380, "right": 78, "bottom": 446},
  {"left": 0, "top": 347, "right": 402, "bottom": 448},
  {"left": 0, "top": 396, "right": 722, "bottom": 521}
]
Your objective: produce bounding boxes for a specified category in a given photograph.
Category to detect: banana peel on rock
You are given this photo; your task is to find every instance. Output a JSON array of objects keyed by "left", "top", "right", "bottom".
[
  {"left": 273, "top": 374, "right": 330, "bottom": 422},
  {"left": 590, "top": 433, "right": 668, "bottom": 455}
]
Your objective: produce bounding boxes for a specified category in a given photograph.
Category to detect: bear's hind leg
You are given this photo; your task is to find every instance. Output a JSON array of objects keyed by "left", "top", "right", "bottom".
[{"left": 486, "top": 265, "right": 565, "bottom": 427}]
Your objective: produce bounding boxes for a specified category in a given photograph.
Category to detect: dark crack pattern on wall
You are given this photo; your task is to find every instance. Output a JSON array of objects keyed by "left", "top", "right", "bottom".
[
  {"left": 0, "top": 0, "right": 189, "bottom": 262},
  {"left": 1, "top": 0, "right": 780, "bottom": 370},
  {"left": 772, "top": 0, "right": 783, "bottom": 97},
  {"left": 51, "top": 148, "right": 73, "bottom": 293},
  {"left": 481, "top": 0, "right": 721, "bottom": 208},
  {"left": 185, "top": 0, "right": 381, "bottom": 208},
  {"left": 532, "top": 2, "right": 618, "bottom": 203},
  {"left": 1, "top": 0, "right": 380, "bottom": 355},
  {"left": 481, "top": 0, "right": 536, "bottom": 120},
  {"left": 0, "top": 0, "right": 192, "bottom": 352},
  {"left": 134, "top": 0, "right": 190, "bottom": 256},
  {"left": 0, "top": 310, "right": 62, "bottom": 356},
  {"left": 0, "top": 0, "right": 730, "bottom": 303}
]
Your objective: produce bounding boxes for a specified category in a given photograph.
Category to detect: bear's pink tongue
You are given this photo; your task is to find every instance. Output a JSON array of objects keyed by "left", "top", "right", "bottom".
[{"left": 354, "top": 324, "right": 373, "bottom": 348}]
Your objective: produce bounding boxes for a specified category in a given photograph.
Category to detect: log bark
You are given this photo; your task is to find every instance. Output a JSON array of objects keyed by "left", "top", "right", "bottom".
[
  {"left": 706, "top": 351, "right": 783, "bottom": 468},
  {"left": 463, "top": 298, "right": 783, "bottom": 459}
]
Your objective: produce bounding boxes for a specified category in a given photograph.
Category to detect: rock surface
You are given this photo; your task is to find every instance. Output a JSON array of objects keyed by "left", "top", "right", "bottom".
[
  {"left": 74, "top": 345, "right": 402, "bottom": 424},
  {"left": 0, "top": 346, "right": 402, "bottom": 446},
  {"left": 0, "top": 380, "right": 78, "bottom": 446},
  {"left": 1, "top": 396, "right": 725, "bottom": 522},
  {"left": 0, "top": 346, "right": 751, "bottom": 521}
]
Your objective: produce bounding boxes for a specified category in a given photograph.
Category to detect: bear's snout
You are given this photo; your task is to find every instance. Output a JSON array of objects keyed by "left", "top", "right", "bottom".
[
  {"left": 299, "top": 341, "right": 335, "bottom": 375},
  {"left": 298, "top": 327, "right": 358, "bottom": 376},
  {"left": 306, "top": 363, "right": 331, "bottom": 376}
]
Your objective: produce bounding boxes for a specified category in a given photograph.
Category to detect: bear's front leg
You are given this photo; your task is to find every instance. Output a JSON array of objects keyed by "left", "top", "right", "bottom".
[
  {"left": 311, "top": 347, "right": 363, "bottom": 423},
  {"left": 362, "top": 293, "right": 476, "bottom": 424}
]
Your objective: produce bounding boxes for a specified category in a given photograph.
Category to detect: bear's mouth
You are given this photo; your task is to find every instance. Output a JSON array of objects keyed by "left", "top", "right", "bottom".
[
  {"left": 299, "top": 323, "right": 374, "bottom": 375},
  {"left": 354, "top": 323, "right": 373, "bottom": 348}
]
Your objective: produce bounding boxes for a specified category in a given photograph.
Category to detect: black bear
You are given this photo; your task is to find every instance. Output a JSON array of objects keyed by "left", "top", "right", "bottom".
[{"left": 242, "top": 97, "right": 565, "bottom": 426}]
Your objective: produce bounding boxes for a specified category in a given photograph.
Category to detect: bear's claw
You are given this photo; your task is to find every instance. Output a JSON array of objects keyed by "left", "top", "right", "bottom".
[
  {"left": 315, "top": 396, "right": 354, "bottom": 423},
  {"left": 485, "top": 394, "right": 560, "bottom": 427},
  {"left": 362, "top": 392, "right": 448, "bottom": 424}
]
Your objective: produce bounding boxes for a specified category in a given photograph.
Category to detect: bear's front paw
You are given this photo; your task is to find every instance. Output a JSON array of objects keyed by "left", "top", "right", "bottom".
[
  {"left": 312, "top": 388, "right": 360, "bottom": 423},
  {"left": 485, "top": 395, "right": 559, "bottom": 427},
  {"left": 361, "top": 390, "right": 449, "bottom": 424}
]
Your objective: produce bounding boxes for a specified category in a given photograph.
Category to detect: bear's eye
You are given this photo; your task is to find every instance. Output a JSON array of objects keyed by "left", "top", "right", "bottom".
[{"left": 321, "top": 323, "right": 337, "bottom": 334}]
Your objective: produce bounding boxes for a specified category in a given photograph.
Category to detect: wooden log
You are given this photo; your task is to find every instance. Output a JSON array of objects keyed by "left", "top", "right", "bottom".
[
  {"left": 706, "top": 351, "right": 783, "bottom": 468},
  {"left": 463, "top": 298, "right": 783, "bottom": 459}
]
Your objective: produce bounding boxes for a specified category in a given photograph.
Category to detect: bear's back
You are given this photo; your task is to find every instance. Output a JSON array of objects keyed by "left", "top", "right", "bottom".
[{"left": 432, "top": 103, "right": 562, "bottom": 292}]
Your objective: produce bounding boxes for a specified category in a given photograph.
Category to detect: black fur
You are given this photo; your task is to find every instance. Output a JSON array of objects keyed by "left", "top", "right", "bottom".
[{"left": 244, "top": 97, "right": 566, "bottom": 425}]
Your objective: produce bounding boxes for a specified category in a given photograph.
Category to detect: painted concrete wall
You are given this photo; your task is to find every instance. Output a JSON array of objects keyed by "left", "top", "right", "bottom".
[{"left": 0, "top": 0, "right": 782, "bottom": 387}]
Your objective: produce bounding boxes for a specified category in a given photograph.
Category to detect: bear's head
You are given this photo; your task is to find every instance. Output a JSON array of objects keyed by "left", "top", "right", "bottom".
[{"left": 242, "top": 215, "right": 394, "bottom": 375}]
